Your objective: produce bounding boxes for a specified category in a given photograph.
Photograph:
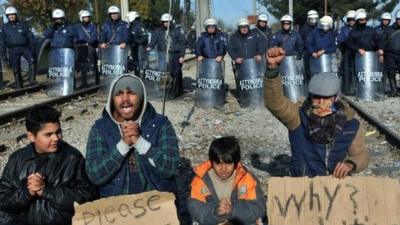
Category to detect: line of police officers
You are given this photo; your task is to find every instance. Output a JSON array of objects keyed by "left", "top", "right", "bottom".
[
  {"left": 194, "top": 8, "right": 400, "bottom": 103},
  {"left": 0, "top": 5, "right": 186, "bottom": 98}
]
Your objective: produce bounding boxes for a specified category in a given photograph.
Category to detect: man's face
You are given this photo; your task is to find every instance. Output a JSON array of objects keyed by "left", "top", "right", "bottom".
[
  {"left": 206, "top": 26, "right": 216, "bottom": 34},
  {"left": 311, "top": 96, "right": 336, "bottom": 117},
  {"left": 82, "top": 16, "right": 90, "bottom": 23},
  {"left": 239, "top": 26, "right": 248, "bottom": 34},
  {"left": 397, "top": 19, "right": 400, "bottom": 27},
  {"left": 162, "top": 21, "right": 170, "bottom": 28},
  {"left": 7, "top": 14, "right": 16, "bottom": 22},
  {"left": 110, "top": 13, "right": 119, "bottom": 20},
  {"left": 308, "top": 17, "right": 317, "bottom": 25},
  {"left": 212, "top": 161, "right": 235, "bottom": 180},
  {"left": 358, "top": 18, "right": 367, "bottom": 25},
  {"left": 28, "top": 122, "right": 62, "bottom": 154},
  {"left": 348, "top": 19, "right": 356, "bottom": 27},
  {"left": 382, "top": 19, "right": 390, "bottom": 26},
  {"left": 258, "top": 21, "right": 267, "bottom": 27},
  {"left": 282, "top": 22, "right": 291, "bottom": 30},
  {"left": 113, "top": 89, "right": 142, "bottom": 121}
]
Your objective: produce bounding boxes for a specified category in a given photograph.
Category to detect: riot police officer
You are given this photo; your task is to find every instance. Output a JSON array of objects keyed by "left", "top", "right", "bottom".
[
  {"left": 44, "top": 9, "right": 76, "bottom": 49},
  {"left": 3, "top": 6, "right": 35, "bottom": 89},
  {"left": 147, "top": 13, "right": 186, "bottom": 98},
  {"left": 99, "top": 6, "right": 129, "bottom": 49},
  {"left": 271, "top": 15, "right": 303, "bottom": 58},
  {"left": 74, "top": 10, "right": 99, "bottom": 87},
  {"left": 127, "top": 11, "right": 148, "bottom": 76},
  {"left": 252, "top": 13, "right": 272, "bottom": 54},
  {"left": 306, "top": 16, "right": 336, "bottom": 60},
  {"left": 186, "top": 25, "right": 197, "bottom": 54},
  {"left": 346, "top": 9, "right": 383, "bottom": 57},
  {"left": 227, "top": 18, "right": 262, "bottom": 64},
  {"left": 300, "top": 10, "right": 319, "bottom": 83},
  {"left": 195, "top": 18, "right": 226, "bottom": 62},
  {"left": 375, "top": 12, "right": 392, "bottom": 37},
  {"left": 338, "top": 10, "right": 357, "bottom": 95},
  {"left": 382, "top": 11, "right": 400, "bottom": 97}
]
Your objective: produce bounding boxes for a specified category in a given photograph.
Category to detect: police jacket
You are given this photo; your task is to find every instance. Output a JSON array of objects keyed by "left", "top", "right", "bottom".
[
  {"left": 337, "top": 25, "right": 353, "bottom": 51},
  {"left": 346, "top": 25, "right": 383, "bottom": 53},
  {"left": 44, "top": 23, "right": 76, "bottom": 48},
  {"left": 271, "top": 30, "right": 304, "bottom": 56},
  {"left": 148, "top": 25, "right": 186, "bottom": 57},
  {"left": 227, "top": 30, "right": 261, "bottom": 60},
  {"left": 129, "top": 20, "right": 148, "bottom": 47},
  {"left": 195, "top": 31, "right": 226, "bottom": 58},
  {"left": 374, "top": 24, "right": 389, "bottom": 37},
  {"left": 0, "top": 141, "right": 97, "bottom": 225},
  {"left": 188, "top": 161, "right": 266, "bottom": 225},
  {"left": 2, "top": 21, "right": 34, "bottom": 48},
  {"left": 252, "top": 26, "right": 273, "bottom": 53},
  {"left": 74, "top": 22, "right": 98, "bottom": 47},
  {"left": 99, "top": 19, "right": 129, "bottom": 45},
  {"left": 264, "top": 71, "right": 370, "bottom": 177},
  {"left": 299, "top": 23, "right": 317, "bottom": 49},
  {"left": 382, "top": 24, "right": 400, "bottom": 54},
  {"left": 306, "top": 29, "right": 337, "bottom": 54}
]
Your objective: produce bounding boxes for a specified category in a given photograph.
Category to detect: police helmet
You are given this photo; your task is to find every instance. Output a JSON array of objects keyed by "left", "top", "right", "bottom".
[
  {"left": 108, "top": 6, "right": 120, "bottom": 14},
  {"left": 355, "top": 9, "right": 367, "bottom": 20},
  {"left": 127, "top": 11, "right": 139, "bottom": 22},
  {"left": 307, "top": 10, "right": 319, "bottom": 19},
  {"left": 79, "top": 10, "right": 91, "bottom": 22},
  {"left": 204, "top": 18, "right": 217, "bottom": 28},
  {"left": 237, "top": 18, "right": 249, "bottom": 27},
  {"left": 381, "top": 12, "right": 392, "bottom": 21},
  {"left": 346, "top": 10, "right": 356, "bottom": 19},
  {"left": 5, "top": 7, "right": 17, "bottom": 15},
  {"left": 161, "top": 13, "right": 173, "bottom": 22},
  {"left": 396, "top": 10, "right": 400, "bottom": 20},
  {"left": 52, "top": 9, "right": 65, "bottom": 19},
  {"left": 258, "top": 13, "right": 269, "bottom": 22},
  {"left": 280, "top": 15, "right": 293, "bottom": 23},
  {"left": 319, "top": 16, "right": 333, "bottom": 30}
]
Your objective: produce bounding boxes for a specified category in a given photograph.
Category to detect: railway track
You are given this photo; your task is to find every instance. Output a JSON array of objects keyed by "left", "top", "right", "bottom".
[{"left": 343, "top": 96, "right": 400, "bottom": 149}]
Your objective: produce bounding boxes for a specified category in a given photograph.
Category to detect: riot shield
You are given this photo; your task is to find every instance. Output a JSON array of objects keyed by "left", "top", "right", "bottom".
[
  {"left": 355, "top": 51, "right": 384, "bottom": 101},
  {"left": 279, "top": 56, "right": 306, "bottom": 102},
  {"left": 309, "top": 53, "right": 338, "bottom": 75},
  {"left": 195, "top": 59, "right": 224, "bottom": 108},
  {"left": 143, "top": 51, "right": 170, "bottom": 99},
  {"left": 235, "top": 58, "right": 264, "bottom": 108},
  {"left": 75, "top": 45, "right": 97, "bottom": 86},
  {"left": 100, "top": 45, "right": 128, "bottom": 88},
  {"left": 47, "top": 48, "right": 75, "bottom": 96},
  {"left": 340, "top": 49, "right": 356, "bottom": 95}
]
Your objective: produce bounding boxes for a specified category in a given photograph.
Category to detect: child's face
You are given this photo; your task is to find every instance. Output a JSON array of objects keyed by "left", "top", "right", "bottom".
[
  {"left": 212, "top": 161, "right": 235, "bottom": 180},
  {"left": 27, "top": 122, "right": 62, "bottom": 154}
]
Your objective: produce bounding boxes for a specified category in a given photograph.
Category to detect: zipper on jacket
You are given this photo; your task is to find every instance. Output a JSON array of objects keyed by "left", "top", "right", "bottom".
[{"left": 325, "top": 141, "right": 334, "bottom": 175}]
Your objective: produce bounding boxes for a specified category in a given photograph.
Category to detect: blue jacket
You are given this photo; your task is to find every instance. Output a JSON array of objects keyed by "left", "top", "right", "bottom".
[
  {"left": 195, "top": 31, "right": 226, "bottom": 58},
  {"left": 44, "top": 23, "right": 76, "bottom": 48},
  {"left": 129, "top": 20, "right": 148, "bottom": 46},
  {"left": 74, "top": 22, "right": 98, "bottom": 47},
  {"left": 99, "top": 19, "right": 129, "bottom": 45},
  {"left": 271, "top": 30, "right": 304, "bottom": 56},
  {"left": 299, "top": 23, "right": 317, "bottom": 51},
  {"left": 337, "top": 25, "right": 353, "bottom": 51},
  {"left": 306, "top": 29, "right": 337, "bottom": 54},
  {"left": 148, "top": 25, "right": 186, "bottom": 57},
  {"left": 289, "top": 109, "right": 359, "bottom": 177},
  {"left": 252, "top": 26, "right": 273, "bottom": 53},
  {"left": 2, "top": 21, "right": 34, "bottom": 48},
  {"left": 346, "top": 25, "right": 383, "bottom": 53},
  {"left": 374, "top": 24, "right": 390, "bottom": 37},
  {"left": 227, "top": 30, "right": 261, "bottom": 60}
]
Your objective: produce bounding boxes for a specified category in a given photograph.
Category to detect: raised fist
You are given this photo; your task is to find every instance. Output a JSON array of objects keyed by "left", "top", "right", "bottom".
[{"left": 266, "top": 47, "right": 285, "bottom": 69}]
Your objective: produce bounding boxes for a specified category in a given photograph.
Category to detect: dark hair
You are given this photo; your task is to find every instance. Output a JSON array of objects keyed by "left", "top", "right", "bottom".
[
  {"left": 25, "top": 104, "right": 61, "bottom": 135},
  {"left": 209, "top": 136, "right": 241, "bottom": 167}
]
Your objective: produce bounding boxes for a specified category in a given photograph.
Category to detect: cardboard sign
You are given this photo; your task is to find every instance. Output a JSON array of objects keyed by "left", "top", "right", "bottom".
[
  {"left": 72, "top": 190, "right": 179, "bottom": 225},
  {"left": 267, "top": 176, "right": 400, "bottom": 225}
]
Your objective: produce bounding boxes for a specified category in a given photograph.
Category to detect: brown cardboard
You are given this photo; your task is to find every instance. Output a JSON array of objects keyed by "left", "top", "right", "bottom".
[{"left": 72, "top": 190, "right": 179, "bottom": 225}]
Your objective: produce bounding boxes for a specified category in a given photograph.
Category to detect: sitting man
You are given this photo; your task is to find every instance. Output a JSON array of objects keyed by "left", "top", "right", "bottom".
[
  {"left": 188, "top": 136, "right": 266, "bottom": 225},
  {"left": 0, "top": 104, "right": 97, "bottom": 225},
  {"left": 264, "top": 47, "right": 370, "bottom": 178}
]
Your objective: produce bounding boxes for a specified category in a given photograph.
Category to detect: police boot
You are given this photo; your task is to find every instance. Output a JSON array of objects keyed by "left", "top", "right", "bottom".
[
  {"left": 94, "top": 66, "right": 100, "bottom": 85},
  {"left": 13, "top": 71, "right": 23, "bottom": 89},
  {"left": 27, "top": 63, "right": 37, "bottom": 85},
  {"left": 0, "top": 72, "right": 4, "bottom": 90},
  {"left": 388, "top": 73, "right": 398, "bottom": 97}
]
